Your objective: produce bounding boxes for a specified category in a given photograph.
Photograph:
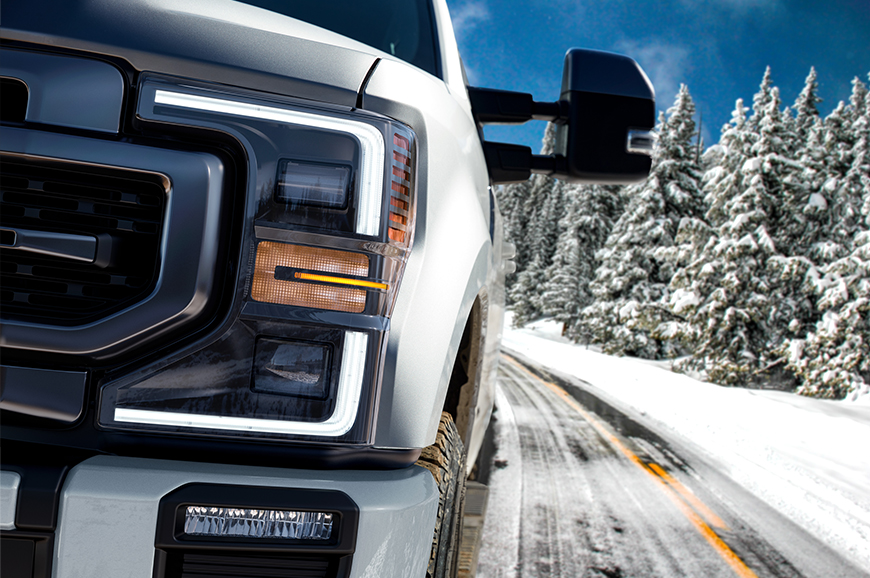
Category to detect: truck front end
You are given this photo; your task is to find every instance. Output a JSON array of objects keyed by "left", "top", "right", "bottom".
[{"left": 1, "top": 1, "right": 491, "bottom": 576}]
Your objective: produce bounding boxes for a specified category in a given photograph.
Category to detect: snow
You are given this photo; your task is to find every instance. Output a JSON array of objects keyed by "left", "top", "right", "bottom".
[
  {"left": 501, "top": 313, "right": 870, "bottom": 573},
  {"left": 807, "top": 192, "right": 828, "bottom": 210},
  {"left": 670, "top": 288, "right": 699, "bottom": 314}
]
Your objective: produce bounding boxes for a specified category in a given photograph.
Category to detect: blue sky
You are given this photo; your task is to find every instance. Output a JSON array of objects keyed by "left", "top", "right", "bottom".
[{"left": 446, "top": 0, "right": 870, "bottom": 151}]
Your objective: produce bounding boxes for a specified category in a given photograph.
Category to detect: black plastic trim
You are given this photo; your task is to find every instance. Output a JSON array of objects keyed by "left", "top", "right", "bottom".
[
  {"left": 0, "top": 48, "right": 125, "bottom": 134},
  {"left": 0, "top": 427, "right": 422, "bottom": 470},
  {"left": 0, "top": 442, "right": 94, "bottom": 531},
  {"left": 0, "top": 531, "right": 54, "bottom": 578},
  {"left": 0, "top": 365, "right": 87, "bottom": 423}
]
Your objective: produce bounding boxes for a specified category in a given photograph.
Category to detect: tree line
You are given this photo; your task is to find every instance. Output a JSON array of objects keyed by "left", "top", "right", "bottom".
[{"left": 500, "top": 68, "right": 870, "bottom": 400}]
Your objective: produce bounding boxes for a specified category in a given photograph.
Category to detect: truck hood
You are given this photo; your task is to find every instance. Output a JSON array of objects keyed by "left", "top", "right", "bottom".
[{"left": 0, "top": 0, "right": 383, "bottom": 108}]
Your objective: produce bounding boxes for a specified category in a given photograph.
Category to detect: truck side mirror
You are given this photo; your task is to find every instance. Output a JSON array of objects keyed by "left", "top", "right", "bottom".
[
  {"left": 468, "top": 48, "right": 656, "bottom": 185},
  {"left": 555, "top": 48, "right": 655, "bottom": 183}
]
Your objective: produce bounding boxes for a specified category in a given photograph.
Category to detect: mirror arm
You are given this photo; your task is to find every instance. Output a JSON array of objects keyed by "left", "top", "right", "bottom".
[
  {"left": 530, "top": 153, "right": 565, "bottom": 176},
  {"left": 481, "top": 141, "right": 568, "bottom": 184},
  {"left": 468, "top": 87, "right": 568, "bottom": 125},
  {"left": 531, "top": 101, "right": 567, "bottom": 122}
]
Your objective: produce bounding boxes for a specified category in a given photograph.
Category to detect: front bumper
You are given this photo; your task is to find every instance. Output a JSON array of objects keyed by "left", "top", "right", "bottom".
[{"left": 1, "top": 456, "right": 438, "bottom": 578}]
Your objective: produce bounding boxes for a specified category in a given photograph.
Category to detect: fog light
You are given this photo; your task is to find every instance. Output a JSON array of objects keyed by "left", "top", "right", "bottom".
[{"left": 184, "top": 506, "right": 333, "bottom": 540}]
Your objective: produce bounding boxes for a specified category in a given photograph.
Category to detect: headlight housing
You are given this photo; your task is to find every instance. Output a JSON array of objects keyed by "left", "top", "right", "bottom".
[{"left": 97, "top": 76, "right": 417, "bottom": 445}]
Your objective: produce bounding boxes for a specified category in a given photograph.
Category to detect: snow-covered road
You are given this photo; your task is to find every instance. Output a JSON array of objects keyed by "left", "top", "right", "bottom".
[
  {"left": 489, "top": 317, "right": 870, "bottom": 576},
  {"left": 475, "top": 351, "right": 868, "bottom": 577}
]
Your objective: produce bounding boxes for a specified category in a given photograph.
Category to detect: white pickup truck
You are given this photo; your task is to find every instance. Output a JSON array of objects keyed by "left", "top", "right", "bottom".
[{"left": 0, "top": 1, "right": 654, "bottom": 576}]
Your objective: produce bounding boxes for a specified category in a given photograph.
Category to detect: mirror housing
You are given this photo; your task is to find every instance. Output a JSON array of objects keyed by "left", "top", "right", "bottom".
[
  {"left": 555, "top": 48, "right": 655, "bottom": 183},
  {"left": 469, "top": 48, "right": 656, "bottom": 185}
]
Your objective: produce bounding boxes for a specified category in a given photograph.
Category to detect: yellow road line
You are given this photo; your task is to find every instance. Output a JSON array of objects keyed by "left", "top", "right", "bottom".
[
  {"left": 501, "top": 354, "right": 758, "bottom": 578},
  {"left": 648, "top": 462, "right": 729, "bottom": 531}
]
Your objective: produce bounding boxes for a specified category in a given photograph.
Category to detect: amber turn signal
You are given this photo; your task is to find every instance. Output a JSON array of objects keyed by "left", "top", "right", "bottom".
[{"left": 251, "top": 242, "right": 372, "bottom": 313}]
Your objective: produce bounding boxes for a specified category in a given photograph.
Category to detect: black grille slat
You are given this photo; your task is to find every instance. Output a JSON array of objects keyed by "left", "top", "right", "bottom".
[
  {"left": 0, "top": 78, "right": 28, "bottom": 123},
  {"left": 177, "top": 553, "right": 332, "bottom": 578},
  {"left": 0, "top": 156, "right": 166, "bottom": 325}
]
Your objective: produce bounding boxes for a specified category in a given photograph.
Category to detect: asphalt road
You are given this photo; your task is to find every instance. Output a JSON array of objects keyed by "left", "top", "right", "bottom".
[{"left": 474, "top": 353, "right": 868, "bottom": 578}]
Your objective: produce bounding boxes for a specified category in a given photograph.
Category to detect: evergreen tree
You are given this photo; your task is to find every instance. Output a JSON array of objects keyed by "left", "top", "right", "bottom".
[
  {"left": 669, "top": 76, "right": 788, "bottom": 385},
  {"left": 781, "top": 230, "right": 870, "bottom": 399},
  {"left": 584, "top": 85, "right": 704, "bottom": 358},
  {"left": 752, "top": 87, "right": 817, "bottom": 350},
  {"left": 506, "top": 123, "right": 562, "bottom": 322},
  {"left": 792, "top": 67, "right": 822, "bottom": 143},
  {"left": 540, "top": 182, "right": 623, "bottom": 341},
  {"left": 496, "top": 178, "right": 531, "bottom": 305},
  {"left": 703, "top": 99, "right": 753, "bottom": 228},
  {"left": 779, "top": 74, "right": 870, "bottom": 399},
  {"left": 819, "top": 80, "right": 867, "bottom": 253},
  {"left": 747, "top": 67, "right": 775, "bottom": 132},
  {"left": 509, "top": 255, "right": 545, "bottom": 327},
  {"left": 498, "top": 179, "right": 533, "bottom": 274}
]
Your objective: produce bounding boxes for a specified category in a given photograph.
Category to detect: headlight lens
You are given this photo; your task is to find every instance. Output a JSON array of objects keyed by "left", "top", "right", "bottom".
[
  {"left": 276, "top": 160, "right": 351, "bottom": 208},
  {"left": 98, "top": 77, "right": 416, "bottom": 444}
]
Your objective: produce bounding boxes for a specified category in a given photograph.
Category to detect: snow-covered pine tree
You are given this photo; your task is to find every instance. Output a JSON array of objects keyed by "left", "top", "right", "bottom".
[
  {"left": 582, "top": 85, "right": 704, "bottom": 358},
  {"left": 750, "top": 86, "right": 817, "bottom": 353},
  {"left": 667, "top": 100, "right": 753, "bottom": 356},
  {"left": 747, "top": 67, "right": 775, "bottom": 132},
  {"left": 781, "top": 229, "right": 870, "bottom": 399},
  {"left": 703, "top": 99, "right": 753, "bottom": 227},
  {"left": 792, "top": 67, "right": 822, "bottom": 143},
  {"left": 507, "top": 122, "right": 564, "bottom": 324},
  {"left": 830, "top": 77, "right": 870, "bottom": 250},
  {"left": 495, "top": 178, "right": 530, "bottom": 305},
  {"left": 527, "top": 164, "right": 564, "bottom": 270},
  {"left": 788, "top": 68, "right": 829, "bottom": 258},
  {"left": 497, "top": 179, "right": 532, "bottom": 274},
  {"left": 539, "top": 181, "right": 623, "bottom": 341},
  {"left": 768, "top": 72, "right": 870, "bottom": 398},
  {"left": 668, "top": 75, "right": 793, "bottom": 385},
  {"left": 509, "top": 255, "right": 545, "bottom": 327},
  {"left": 819, "top": 79, "right": 868, "bottom": 255}
]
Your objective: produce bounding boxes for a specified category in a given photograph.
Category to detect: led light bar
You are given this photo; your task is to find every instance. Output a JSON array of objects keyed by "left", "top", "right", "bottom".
[
  {"left": 184, "top": 506, "right": 333, "bottom": 540},
  {"left": 154, "top": 89, "right": 385, "bottom": 236},
  {"left": 114, "top": 332, "right": 369, "bottom": 437}
]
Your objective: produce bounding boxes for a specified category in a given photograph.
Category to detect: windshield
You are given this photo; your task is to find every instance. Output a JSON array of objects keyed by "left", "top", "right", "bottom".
[{"left": 236, "top": 0, "right": 440, "bottom": 78}]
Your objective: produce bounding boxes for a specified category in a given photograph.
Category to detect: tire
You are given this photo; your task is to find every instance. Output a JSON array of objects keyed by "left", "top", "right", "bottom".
[{"left": 416, "top": 411, "right": 467, "bottom": 578}]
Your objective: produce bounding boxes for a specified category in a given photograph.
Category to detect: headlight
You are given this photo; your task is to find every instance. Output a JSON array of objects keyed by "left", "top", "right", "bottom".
[{"left": 97, "top": 77, "right": 417, "bottom": 445}]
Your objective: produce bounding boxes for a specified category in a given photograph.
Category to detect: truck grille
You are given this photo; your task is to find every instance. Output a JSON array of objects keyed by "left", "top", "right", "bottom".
[
  {"left": 170, "top": 552, "right": 336, "bottom": 578},
  {"left": 0, "top": 155, "right": 166, "bottom": 326}
]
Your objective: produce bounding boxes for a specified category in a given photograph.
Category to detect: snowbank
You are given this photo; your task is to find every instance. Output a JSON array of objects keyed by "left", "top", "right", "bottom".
[{"left": 501, "top": 314, "right": 870, "bottom": 572}]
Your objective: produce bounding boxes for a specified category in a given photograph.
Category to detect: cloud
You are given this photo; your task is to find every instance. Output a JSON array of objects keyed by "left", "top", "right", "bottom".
[
  {"left": 449, "top": 1, "right": 490, "bottom": 43},
  {"left": 614, "top": 39, "right": 692, "bottom": 109}
]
